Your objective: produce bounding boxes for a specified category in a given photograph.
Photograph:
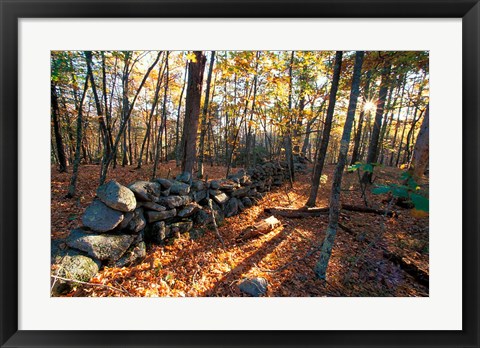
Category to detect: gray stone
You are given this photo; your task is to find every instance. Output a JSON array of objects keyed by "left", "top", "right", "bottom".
[
  {"left": 170, "top": 180, "right": 190, "bottom": 195},
  {"left": 146, "top": 221, "right": 166, "bottom": 243},
  {"left": 82, "top": 199, "right": 124, "bottom": 233},
  {"left": 66, "top": 228, "right": 135, "bottom": 262},
  {"left": 210, "top": 201, "right": 225, "bottom": 225},
  {"left": 241, "top": 197, "right": 253, "bottom": 208},
  {"left": 156, "top": 195, "right": 190, "bottom": 208},
  {"left": 128, "top": 181, "right": 161, "bottom": 201},
  {"left": 117, "top": 211, "right": 134, "bottom": 230},
  {"left": 140, "top": 201, "right": 167, "bottom": 212},
  {"left": 127, "top": 208, "right": 146, "bottom": 233},
  {"left": 193, "top": 209, "right": 212, "bottom": 226},
  {"left": 114, "top": 241, "right": 146, "bottom": 268},
  {"left": 218, "top": 179, "right": 239, "bottom": 191},
  {"left": 210, "top": 190, "right": 229, "bottom": 205},
  {"left": 145, "top": 208, "right": 177, "bottom": 223},
  {"left": 155, "top": 178, "right": 173, "bottom": 189},
  {"left": 51, "top": 249, "right": 101, "bottom": 296},
  {"left": 96, "top": 180, "right": 136, "bottom": 212},
  {"left": 239, "top": 277, "right": 268, "bottom": 297},
  {"left": 224, "top": 197, "right": 239, "bottom": 217},
  {"left": 167, "top": 221, "right": 193, "bottom": 235},
  {"left": 191, "top": 180, "right": 206, "bottom": 191},
  {"left": 175, "top": 171, "right": 192, "bottom": 184},
  {"left": 231, "top": 186, "right": 250, "bottom": 198},
  {"left": 192, "top": 189, "right": 207, "bottom": 203},
  {"left": 210, "top": 180, "right": 220, "bottom": 190},
  {"left": 178, "top": 202, "right": 200, "bottom": 218}
]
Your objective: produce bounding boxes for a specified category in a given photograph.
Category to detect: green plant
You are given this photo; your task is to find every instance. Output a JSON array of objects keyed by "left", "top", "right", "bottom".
[{"left": 371, "top": 171, "right": 429, "bottom": 212}]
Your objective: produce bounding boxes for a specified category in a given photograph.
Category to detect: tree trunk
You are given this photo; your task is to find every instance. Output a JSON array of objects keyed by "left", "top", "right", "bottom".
[
  {"left": 197, "top": 51, "right": 216, "bottom": 178},
  {"left": 99, "top": 51, "right": 161, "bottom": 184},
  {"left": 408, "top": 104, "right": 429, "bottom": 179},
  {"left": 362, "top": 63, "right": 391, "bottom": 183},
  {"left": 181, "top": 51, "right": 207, "bottom": 175},
  {"left": 51, "top": 82, "right": 68, "bottom": 172},
  {"left": 66, "top": 75, "right": 89, "bottom": 197},
  {"left": 350, "top": 70, "right": 372, "bottom": 165},
  {"left": 152, "top": 52, "right": 170, "bottom": 179},
  {"left": 137, "top": 53, "right": 164, "bottom": 168},
  {"left": 306, "top": 51, "right": 343, "bottom": 207},
  {"left": 315, "top": 51, "right": 364, "bottom": 280},
  {"left": 389, "top": 75, "right": 406, "bottom": 166},
  {"left": 175, "top": 61, "right": 188, "bottom": 166}
]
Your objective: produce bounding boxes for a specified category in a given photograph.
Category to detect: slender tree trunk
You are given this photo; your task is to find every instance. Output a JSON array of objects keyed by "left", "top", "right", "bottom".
[
  {"left": 350, "top": 70, "right": 372, "bottom": 165},
  {"left": 389, "top": 75, "right": 406, "bottom": 166},
  {"left": 362, "top": 63, "right": 391, "bottom": 183},
  {"left": 51, "top": 82, "right": 68, "bottom": 172},
  {"left": 285, "top": 51, "right": 295, "bottom": 182},
  {"left": 137, "top": 54, "right": 164, "bottom": 168},
  {"left": 306, "top": 51, "right": 343, "bottom": 207},
  {"left": 197, "top": 51, "right": 216, "bottom": 178},
  {"left": 152, "top": 52, "right": 170, "bottom": 179},
  {"left": 181, "top": 51, "right": 207, "bottom": 175},
  {"left": 315, "top": 51, "right": 364, "bottom": 279},
  {"left": 84, "top": 51, "right": 111, "bottom": 163},
  {"left": 66, "top": 75, "right": 89, "bottom": 197},
  {"left": 99, "top": 51, "right": 161, "bottom": 184},
  {"left": 175, "top": 61, "right": 188, "bottom": 166}
]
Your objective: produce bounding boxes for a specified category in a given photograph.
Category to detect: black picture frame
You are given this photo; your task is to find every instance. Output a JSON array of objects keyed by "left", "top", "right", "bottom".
[{"left": 1, "top": 1, "right": 478, "bottom": 347}]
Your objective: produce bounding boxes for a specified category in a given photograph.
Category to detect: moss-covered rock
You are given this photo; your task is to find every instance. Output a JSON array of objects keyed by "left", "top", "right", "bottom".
[
  {"left": 96, "top": 180, "right": 136, "bottom": 212},
  {"left": 82, "top": 199, "right": 124, "bottom": 233},
  {"left": 66, "top": 228, "right": 135, "bottom": 262}
]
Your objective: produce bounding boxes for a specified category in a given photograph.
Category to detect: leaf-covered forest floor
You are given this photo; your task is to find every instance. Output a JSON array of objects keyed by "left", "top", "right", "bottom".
[{"left": 51, "top": 162, "right": 429, "bottom": 297}]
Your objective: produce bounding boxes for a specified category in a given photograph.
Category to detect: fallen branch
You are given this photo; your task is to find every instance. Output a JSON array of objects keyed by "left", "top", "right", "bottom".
[
  {"left": 51, "top": 275, "right": 131, "bottom": 295},
  {"left": 208, "top": 198, "right": 225, "bottom": 249},
  {"left": 265, "top": 204, "right": 397, "bottom": 218}
]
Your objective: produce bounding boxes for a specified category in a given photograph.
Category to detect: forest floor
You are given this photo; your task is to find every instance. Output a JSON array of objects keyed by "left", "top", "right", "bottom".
[{"left": 51, "top": 161, "right": 429, "bottom": 297}]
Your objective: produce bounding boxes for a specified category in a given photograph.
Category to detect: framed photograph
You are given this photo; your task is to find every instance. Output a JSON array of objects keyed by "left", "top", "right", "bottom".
[{"left": 1, "top": 0, "right": 478, "bottom": 347}]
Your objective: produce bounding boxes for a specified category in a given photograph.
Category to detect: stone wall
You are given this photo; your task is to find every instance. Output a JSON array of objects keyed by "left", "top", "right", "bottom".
[{"left": 51, "top": 162, "right": 291, "bottom": 295}]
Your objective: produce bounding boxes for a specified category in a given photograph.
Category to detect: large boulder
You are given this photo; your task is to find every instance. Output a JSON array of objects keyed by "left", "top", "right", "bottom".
[
  {"left": 170, "top": 181, "right": 191, "bottom": 195},
  {"left": 178, "top": 203, "right": 200, "bottom": 218},
  {"left": 82, "top": 199, "right": 124, "bottom": 233},
  {"left": 145, "top": 208, "right": 177, "bottom": 223},
  {"left": 139, "top": 201, "right": 167, "bottom": 212},
  {"left": 66, "top": 228, "right": 135, "bottom": 262},
  {"left": 239, "top": 277, "right": 268, "bottom": 297},
  {"left": 51, "top": 249, "right": 101, "bottom": 295},
  {"left": 128, "top": 181, "right": 161, "bottom": 201},
  {"left": 96, "top": 180, "right": 136, "bottom": 212},
  {"left": 155, "top": 178, "right": 173, "bottom": 189},
  {"left": 156, "top": 195, "right": 191, "bottom": 209}
]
